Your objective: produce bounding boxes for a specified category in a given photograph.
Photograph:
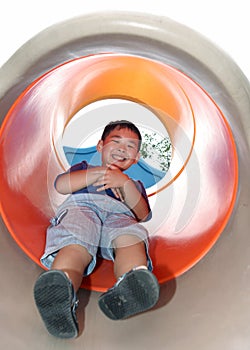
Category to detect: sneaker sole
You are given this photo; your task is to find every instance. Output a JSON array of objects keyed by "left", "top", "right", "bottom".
[
  {"left": 98, "top": 269, "right": 160, "bottom": 320},
  {"left": 34, "top": 270, "right": 78, "bottom": 338}
]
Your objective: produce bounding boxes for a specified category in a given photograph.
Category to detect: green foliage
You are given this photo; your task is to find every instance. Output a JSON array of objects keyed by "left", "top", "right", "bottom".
[{"left": 140, "top": 131, "right": 172, "bottom": 172}]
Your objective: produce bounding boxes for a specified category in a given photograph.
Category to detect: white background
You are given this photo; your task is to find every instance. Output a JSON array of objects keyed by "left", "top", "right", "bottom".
[{"left": 0, "top": 0, "right": 249, "bottom": 81}]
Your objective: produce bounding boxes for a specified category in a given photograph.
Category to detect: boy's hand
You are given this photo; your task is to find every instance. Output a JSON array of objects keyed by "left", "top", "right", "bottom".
[{"left": 93, "top": 164, "right": 129, "bottom": 201}]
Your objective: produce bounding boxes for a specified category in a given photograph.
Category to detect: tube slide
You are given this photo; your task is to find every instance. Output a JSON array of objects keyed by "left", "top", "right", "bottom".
[
  {"left": 0, "top": 53, "right": 238, "bottom": 291},
  {"left": 0, "top": 12, "right": 249, "bottom": 349}
]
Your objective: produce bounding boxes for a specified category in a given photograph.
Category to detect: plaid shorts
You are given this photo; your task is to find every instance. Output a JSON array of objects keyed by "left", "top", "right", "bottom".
[{"left": 41, "top": 193, "right": 153, "bottom": 275}]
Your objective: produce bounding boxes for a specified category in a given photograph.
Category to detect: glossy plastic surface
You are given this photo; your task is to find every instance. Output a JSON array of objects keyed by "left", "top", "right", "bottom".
[{"left": 0, "top": 53, "right": 238, "bottom": 291}]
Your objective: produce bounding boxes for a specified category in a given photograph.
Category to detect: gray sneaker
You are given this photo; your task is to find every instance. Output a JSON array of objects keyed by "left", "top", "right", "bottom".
[
  {"left": 34, "top": 270, "right": 79, "bottom": 338},
  {"left": 98, "top": 268, "right": 160, "bottom": 320}
]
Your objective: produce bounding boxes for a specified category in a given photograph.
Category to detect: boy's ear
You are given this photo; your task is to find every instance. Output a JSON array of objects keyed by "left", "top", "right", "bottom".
[
  {"left": 96, "top": 140, "right": 103, "bottom": 153},
  {"left": 134, "top": 152, "right": 140, "bottom": 164}
]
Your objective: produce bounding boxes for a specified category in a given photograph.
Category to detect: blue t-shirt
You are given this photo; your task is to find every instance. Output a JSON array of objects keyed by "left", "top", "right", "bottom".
[{"left": 56, "top": 161, "right": 151, "bottom": 220}]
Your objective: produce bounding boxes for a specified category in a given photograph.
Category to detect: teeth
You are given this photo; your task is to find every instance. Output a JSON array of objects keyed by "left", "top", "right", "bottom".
[{"left": 112, "top": 154, "right": 126, "bottom": 161}]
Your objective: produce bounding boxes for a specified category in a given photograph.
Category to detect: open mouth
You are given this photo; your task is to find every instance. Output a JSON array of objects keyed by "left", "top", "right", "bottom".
[{"left": 111, "top": 154, "right": 127, "bottom": 162}]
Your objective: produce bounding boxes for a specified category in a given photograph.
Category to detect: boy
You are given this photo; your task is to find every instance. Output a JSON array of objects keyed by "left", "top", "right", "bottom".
[{"left": 34, "top": 120, "right": 160, "bottom": 338}]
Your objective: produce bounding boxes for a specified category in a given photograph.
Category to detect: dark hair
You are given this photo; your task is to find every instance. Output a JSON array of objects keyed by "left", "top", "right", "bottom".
[{"left": 101, "top": 120, "right": 142, "bottom": 150}]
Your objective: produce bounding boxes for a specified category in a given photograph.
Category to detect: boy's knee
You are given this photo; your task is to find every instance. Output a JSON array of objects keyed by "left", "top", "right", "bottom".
[{"left": 113, "top": 234, "right": 144, "bottom": 249}]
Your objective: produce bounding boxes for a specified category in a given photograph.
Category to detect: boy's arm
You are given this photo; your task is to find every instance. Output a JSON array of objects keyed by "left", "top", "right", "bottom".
[
  {"left": 94, "top": 164, "right": 151, "bottom": 222},
  {"left": 122, "top": 179, "right": 151, "bottom": 222},
  {"left": 55, "top": 166, "right": 107, "bottom": 194}
]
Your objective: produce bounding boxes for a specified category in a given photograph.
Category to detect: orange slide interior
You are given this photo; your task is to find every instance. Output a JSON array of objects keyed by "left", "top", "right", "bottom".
[{"left": 0, "top": 54, "right": 238, "bottom": 291}]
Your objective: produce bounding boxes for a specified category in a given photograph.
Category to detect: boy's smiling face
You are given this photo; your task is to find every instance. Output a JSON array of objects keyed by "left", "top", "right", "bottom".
[{"left": 97, "top": 127, "right": 140, "bottom": 170}]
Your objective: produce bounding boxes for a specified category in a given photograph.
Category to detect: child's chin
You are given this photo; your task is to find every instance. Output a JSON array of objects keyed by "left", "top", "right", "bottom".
[{"left": 110, "top": 162, "right": 127, "bottom": 171}]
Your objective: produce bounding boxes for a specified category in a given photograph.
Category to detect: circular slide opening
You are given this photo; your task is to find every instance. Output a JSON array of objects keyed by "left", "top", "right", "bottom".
[
  {"left": 61, "top": 98, "right": 172, "bottom": 176},
  {"left": 60, "top": 98, "right": 172, "bottom": 185},
  {"left": 0, "top": 53, "right": 238, "bottom": 291}
]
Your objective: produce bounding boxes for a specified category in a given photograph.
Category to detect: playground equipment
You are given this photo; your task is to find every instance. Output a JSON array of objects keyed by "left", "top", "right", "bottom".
[{"left": 0, "top": 12, "right": 249, "bottom": 349}]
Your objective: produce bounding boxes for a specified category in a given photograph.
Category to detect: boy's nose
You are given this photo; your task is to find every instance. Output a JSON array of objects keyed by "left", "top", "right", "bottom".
[{"left": 117, "top": 144, "right": 126, "bottom": 152}]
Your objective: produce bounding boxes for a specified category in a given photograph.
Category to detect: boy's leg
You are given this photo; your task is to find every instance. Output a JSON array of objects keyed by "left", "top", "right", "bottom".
[
  {"left": 98, "top": 235, "right": 160, "bottom": 320},
  {"left": 112, "top": 235, "right": 147, "bottom": 279},
  {"left": 51, "top": 244, "right": 92, "bottom": 291},
  {"left": 35, "top": 198, "right": 102, "bottom": 338},
  {"left": 34, "top": 244, "right": 92, "bottom": 338}
]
